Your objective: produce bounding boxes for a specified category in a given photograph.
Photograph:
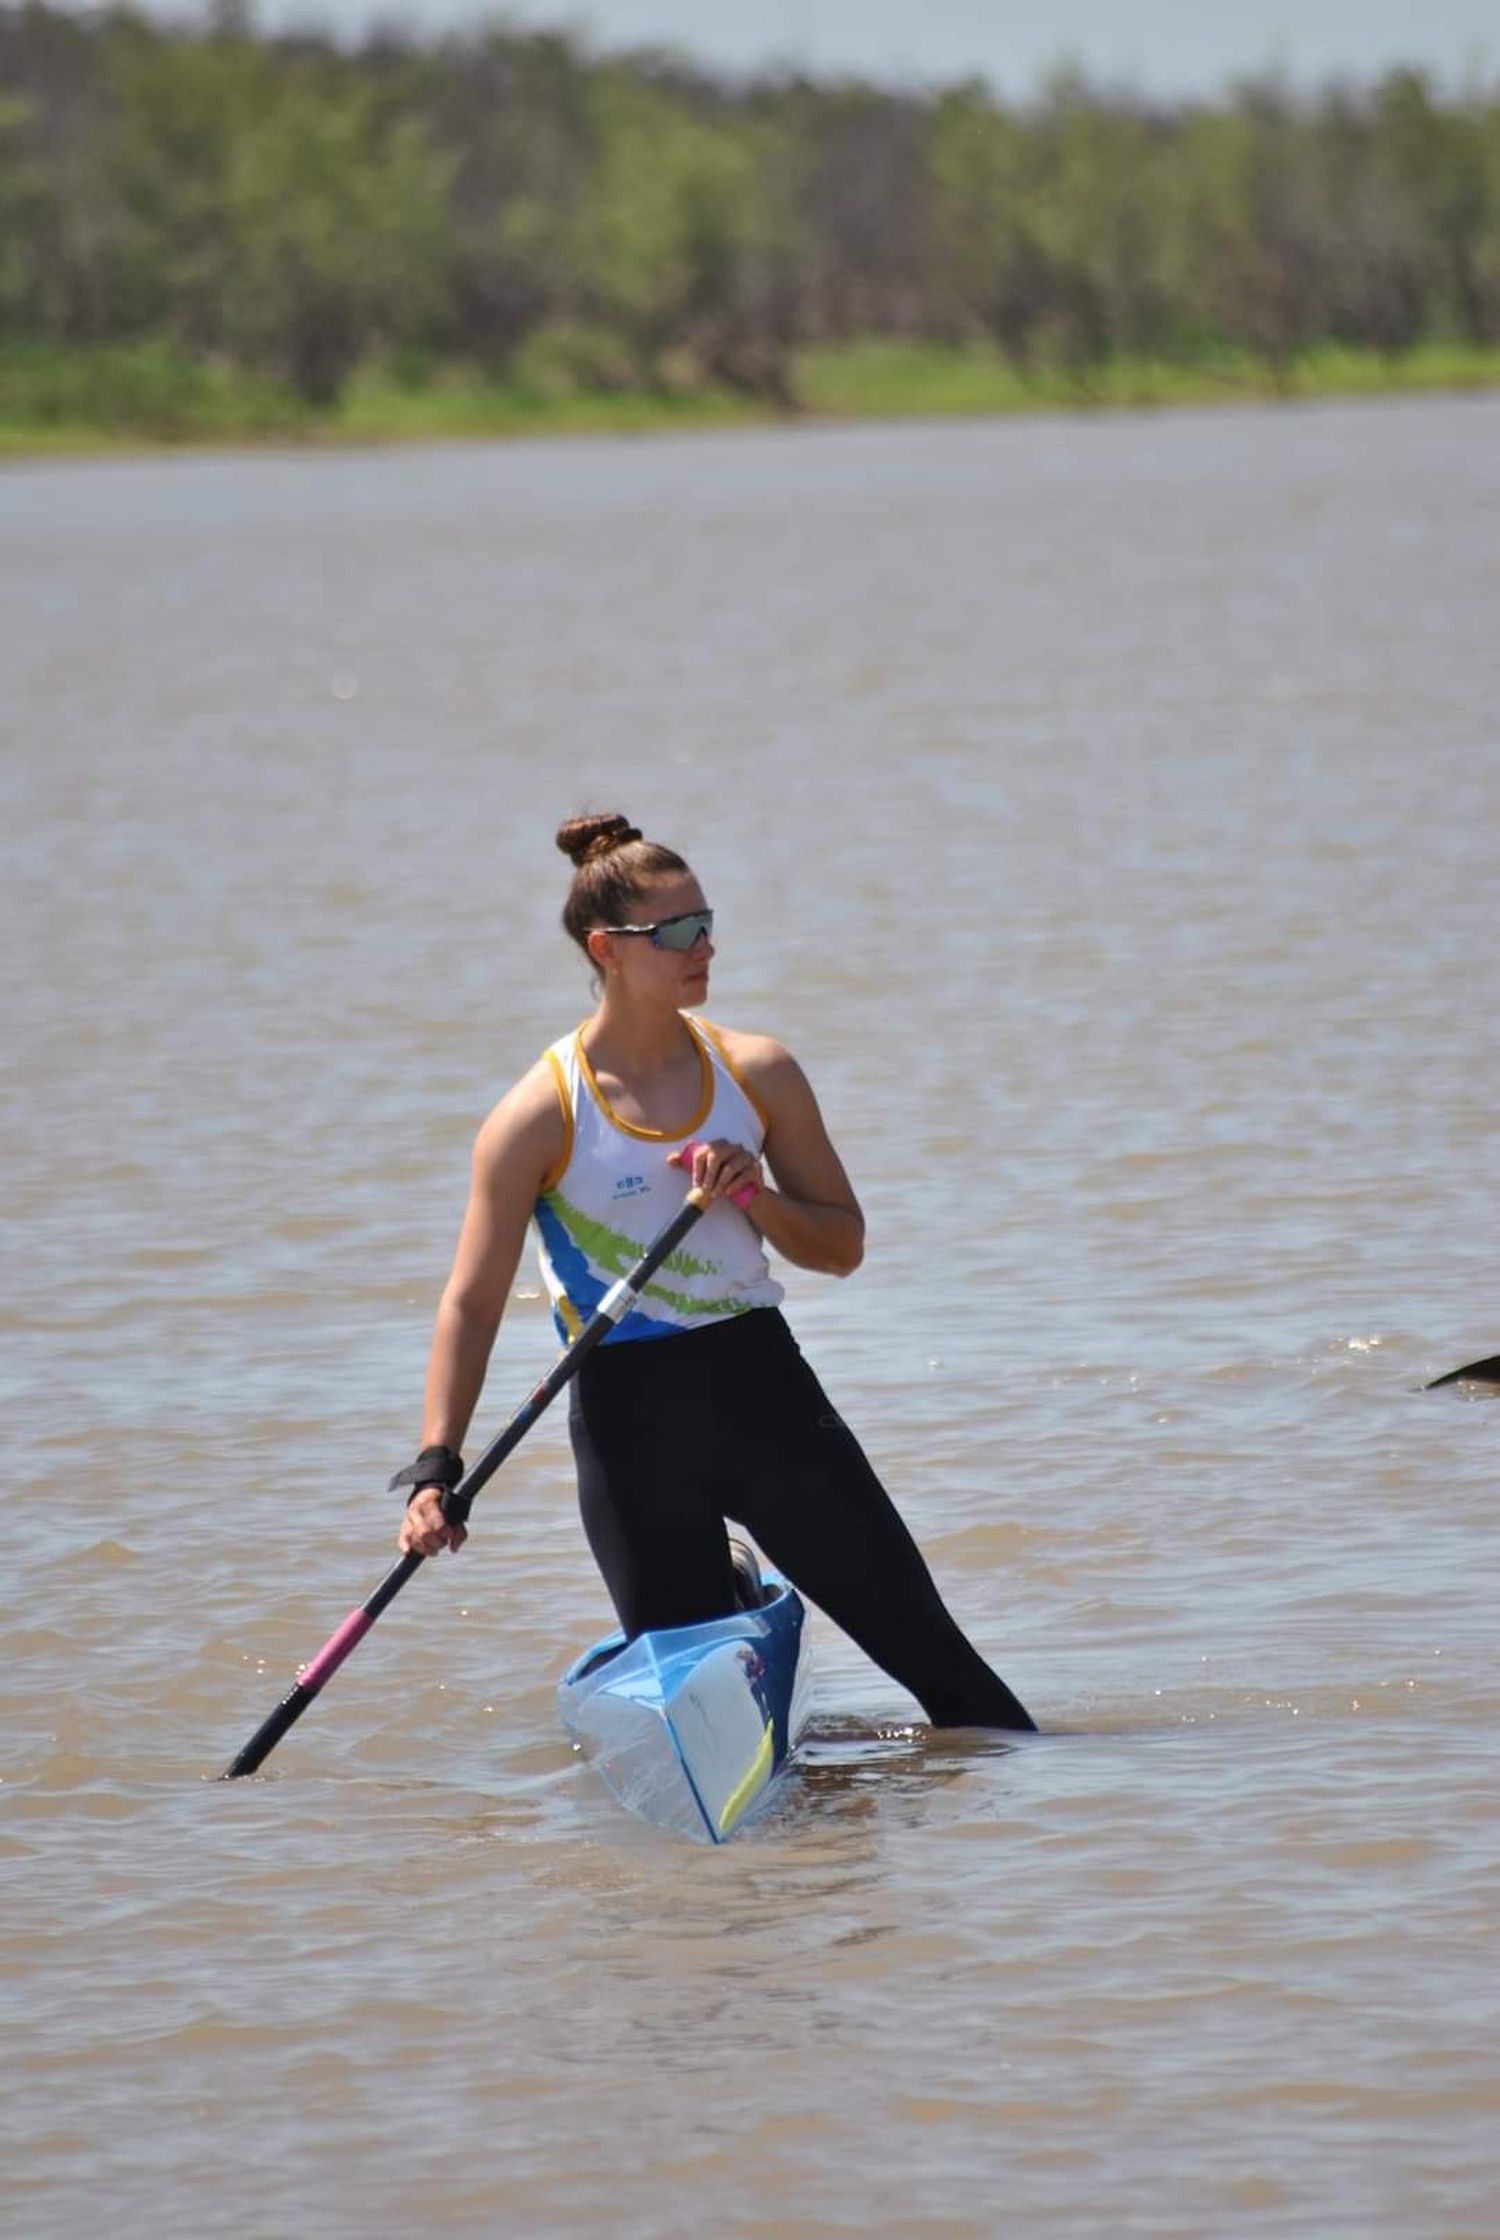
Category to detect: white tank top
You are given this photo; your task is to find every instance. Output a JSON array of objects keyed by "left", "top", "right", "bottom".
[{"left": 534, "top": 1015, "right": 785, "bottom": 1345}]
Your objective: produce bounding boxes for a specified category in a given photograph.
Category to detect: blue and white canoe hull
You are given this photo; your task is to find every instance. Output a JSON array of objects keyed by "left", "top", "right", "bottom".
[{"left": 557, "top": 1575, "right": 812, "bottom": 1844}]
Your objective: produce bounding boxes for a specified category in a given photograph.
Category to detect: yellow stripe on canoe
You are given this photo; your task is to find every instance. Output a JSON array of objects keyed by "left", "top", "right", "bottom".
[{"left": 716, "top": 1717, "right": 775, "bottom": 1837}]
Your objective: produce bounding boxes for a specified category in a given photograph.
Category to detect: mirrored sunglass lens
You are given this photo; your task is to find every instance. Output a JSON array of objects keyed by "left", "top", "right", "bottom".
[{"left": 656, "top": 911, "right": 712, "bottom": 950}]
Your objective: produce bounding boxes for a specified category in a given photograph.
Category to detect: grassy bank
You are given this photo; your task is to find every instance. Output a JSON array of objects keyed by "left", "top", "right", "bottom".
[
  {"left": 799, "top": 338, "right": 1500, "bottom": 417},
  {"left": 3, "top": 337, "right": 1498, "bottom": 459}
]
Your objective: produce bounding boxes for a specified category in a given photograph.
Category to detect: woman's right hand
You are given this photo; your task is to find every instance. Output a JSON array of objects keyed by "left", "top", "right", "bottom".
[{"left": 398, "top": 1487, "right": 469, "bottom": 1558}]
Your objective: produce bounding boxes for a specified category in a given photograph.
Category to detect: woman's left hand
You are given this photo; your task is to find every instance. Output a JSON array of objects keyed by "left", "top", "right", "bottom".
[
  {"left": 668, "top": 1137, "right": 763, "bottom": 1205},
  {"left": 398, "top": 1486, "right": 468, "bottom": 1558}
]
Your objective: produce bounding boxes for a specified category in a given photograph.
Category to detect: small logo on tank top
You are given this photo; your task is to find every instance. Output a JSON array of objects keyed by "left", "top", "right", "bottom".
[{"left": 613, "top": 1173, "right": 651, "bottom": 1200}]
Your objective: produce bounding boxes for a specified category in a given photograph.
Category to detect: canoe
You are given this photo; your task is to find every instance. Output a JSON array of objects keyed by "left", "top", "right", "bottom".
[{"left": 557, "top": 1567, "right": 813, "bottom": 1844}]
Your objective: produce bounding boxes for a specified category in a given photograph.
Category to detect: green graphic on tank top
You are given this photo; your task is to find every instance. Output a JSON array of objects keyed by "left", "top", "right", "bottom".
[{"left": 544, "top": 1191, "right": 754, "bottom": 1320}]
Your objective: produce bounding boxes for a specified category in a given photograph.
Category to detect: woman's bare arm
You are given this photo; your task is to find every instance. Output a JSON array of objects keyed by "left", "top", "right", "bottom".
[
  {"left": 695, "top": 1031, "right": 865, "bottom": 1277},
  {"left": 399, "top": 1060, "right": 564, "bottom": 1555}
]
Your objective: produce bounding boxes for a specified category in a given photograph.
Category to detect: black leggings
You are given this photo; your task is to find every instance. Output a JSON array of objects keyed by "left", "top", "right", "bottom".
[{"left": 568, "top": 1308, "right": 1035, "bottom": 1732}]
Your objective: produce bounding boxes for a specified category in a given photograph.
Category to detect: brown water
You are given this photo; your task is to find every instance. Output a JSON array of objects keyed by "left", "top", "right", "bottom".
[{"left": 4, "top": 397, "right": 1498, "bottom": 2239}]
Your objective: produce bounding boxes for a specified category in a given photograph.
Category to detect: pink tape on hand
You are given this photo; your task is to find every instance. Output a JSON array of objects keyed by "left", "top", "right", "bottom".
[{"left": 679, "top": 1139, "right": 759, "bottom": 1210}]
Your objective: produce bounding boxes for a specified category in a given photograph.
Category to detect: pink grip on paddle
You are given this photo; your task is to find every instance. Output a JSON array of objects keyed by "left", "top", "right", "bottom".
[
  {"left": 298, "top": 1609, "right": 374, "bottom": 1695},
  {"left": 679, "top": 1139, "right": 759, "bottom": 1209}
]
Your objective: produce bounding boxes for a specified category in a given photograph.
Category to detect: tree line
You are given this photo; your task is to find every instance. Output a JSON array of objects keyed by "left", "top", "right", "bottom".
[{"left": 1, "top": 1, "right": 1498, "bottom": 412}]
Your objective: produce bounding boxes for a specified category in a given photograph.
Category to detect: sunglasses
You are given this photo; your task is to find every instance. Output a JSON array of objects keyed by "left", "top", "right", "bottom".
[{"left": 601, "top": 907, "right": 714, "bottom": 952}]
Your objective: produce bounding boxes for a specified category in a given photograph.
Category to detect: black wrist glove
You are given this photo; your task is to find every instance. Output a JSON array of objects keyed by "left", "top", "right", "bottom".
[{"left": 389, "top": 1445, "right": 465, "bottom": 1507}]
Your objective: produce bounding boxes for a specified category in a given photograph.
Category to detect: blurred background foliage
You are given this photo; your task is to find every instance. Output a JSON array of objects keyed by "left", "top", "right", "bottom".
[{"left": 1, "top": 1, "right": 1498, "bottom": 438}]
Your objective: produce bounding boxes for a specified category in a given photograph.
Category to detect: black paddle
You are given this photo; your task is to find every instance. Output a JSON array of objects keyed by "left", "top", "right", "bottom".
[
  {"left": 223, "top": 1185, "right": 712, "bottom": 1778},
  {"left": 1424, "top": 1353, "right": 1500, "bottom": 1390}
]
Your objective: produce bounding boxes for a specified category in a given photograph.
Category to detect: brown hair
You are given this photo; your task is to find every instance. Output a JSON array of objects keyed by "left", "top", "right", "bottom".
[{"left": 556, "top": 812, "right": 691, "bottom": 953}]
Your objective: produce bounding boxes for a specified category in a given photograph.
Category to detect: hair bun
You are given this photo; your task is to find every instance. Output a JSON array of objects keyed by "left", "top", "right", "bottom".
[{"left": 556, "top": 813, "right": 643, "bottom": 867}]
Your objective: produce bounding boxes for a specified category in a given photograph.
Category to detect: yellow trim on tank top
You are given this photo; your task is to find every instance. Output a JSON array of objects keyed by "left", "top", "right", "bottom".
[
  {"left": 573, "top": 1021, "right": 714, "bottom": 1143},
  {"left": 537, "top": 1046, "right": 574, "bottom": 1195},
  {"left": 692, "top": 1016, "right": 772, "bottom": 1135}
]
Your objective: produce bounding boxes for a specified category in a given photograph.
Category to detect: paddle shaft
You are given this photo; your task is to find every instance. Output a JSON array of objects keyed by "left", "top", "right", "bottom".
[{"left": 223, "top": 1186, "right": 712, "bottom": 1777}]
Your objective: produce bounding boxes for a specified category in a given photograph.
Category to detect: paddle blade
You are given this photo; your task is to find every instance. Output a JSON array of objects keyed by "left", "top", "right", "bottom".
[{"left": 1425, "top": 1353, "right": 1500, "bottom": 1389}]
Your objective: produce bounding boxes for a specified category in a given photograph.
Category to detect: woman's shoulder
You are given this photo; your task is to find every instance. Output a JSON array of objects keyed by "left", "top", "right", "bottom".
[
  {"left": 489, "top": 1045, "right": 569, "bottom": 1112},
  {"left": 472, "top": 1053, "right": 569, "bottom": 1180},
  {"left": 695, "top": 1018, "right": 808, "bottom": 1116},
  {"left": 697, "top": 1017, "right": 846, "bottom": 1174}
]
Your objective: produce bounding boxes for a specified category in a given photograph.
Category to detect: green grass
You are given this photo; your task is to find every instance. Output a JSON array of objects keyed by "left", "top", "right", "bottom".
[
  {"left": 797, "top": 336, "right": 1500, "bottom": 418},
  {"left": 2, "top": 336, "right": 1497, "bottom": 459},
  {"left": 334, "top": 362, "right": 766, "bottom": 442}
]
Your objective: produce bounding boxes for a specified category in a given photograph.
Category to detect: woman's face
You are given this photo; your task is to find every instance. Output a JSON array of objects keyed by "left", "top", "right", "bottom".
[{"left": 586, "top": 873, "right": 715, "bottom": 1007}]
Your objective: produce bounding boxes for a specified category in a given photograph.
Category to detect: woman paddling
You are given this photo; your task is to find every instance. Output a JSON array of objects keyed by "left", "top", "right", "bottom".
[{"left": 396, "top": 813, "right": 1035, "bottom": 1733}]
